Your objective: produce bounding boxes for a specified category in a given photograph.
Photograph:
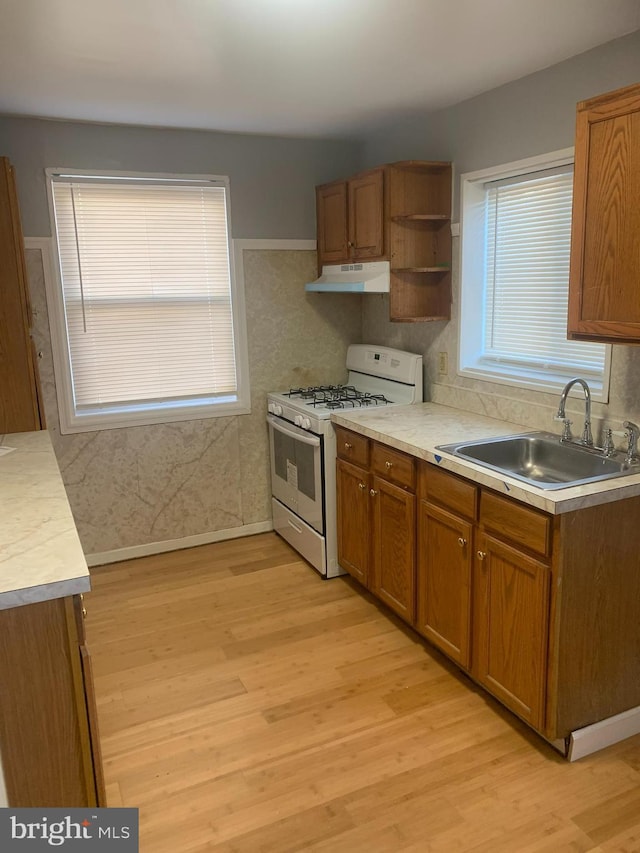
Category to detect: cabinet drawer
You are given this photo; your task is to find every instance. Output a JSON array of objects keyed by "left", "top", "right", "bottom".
[
  {"left": 372, "top": 442, "right": 415, "bottom": 490},
  {"left": 335, "top": 426, "right": 369, "bottom": 467},
  {"left": 480, "top": 491, "right": 551, "bottom": 559},
  {"left": 419, "top": 463, "right": 478, "bottom": 520}
]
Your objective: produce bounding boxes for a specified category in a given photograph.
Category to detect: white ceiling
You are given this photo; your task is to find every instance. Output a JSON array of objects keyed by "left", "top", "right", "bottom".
[{"left": 1, "top": 0, "right": 639, "bottom": 138}]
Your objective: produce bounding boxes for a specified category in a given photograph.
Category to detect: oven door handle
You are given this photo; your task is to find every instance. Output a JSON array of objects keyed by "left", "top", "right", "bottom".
[{"left": 267, "top": 415, "right": 321, "bottom": 447}]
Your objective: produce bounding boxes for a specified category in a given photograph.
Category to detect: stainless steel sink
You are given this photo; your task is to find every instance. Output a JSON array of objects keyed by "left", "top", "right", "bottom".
[{"left": 436, "top": 432, "right": 640, "bottom": 490}]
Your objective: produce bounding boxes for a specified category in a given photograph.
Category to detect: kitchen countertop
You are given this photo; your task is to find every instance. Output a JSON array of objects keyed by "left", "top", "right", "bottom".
[
  {"left": 0, "top": 430, "right": 90, "bottom": 610},
  {"left": 331, "top": 402, "right": 640, "bottom": 515}
]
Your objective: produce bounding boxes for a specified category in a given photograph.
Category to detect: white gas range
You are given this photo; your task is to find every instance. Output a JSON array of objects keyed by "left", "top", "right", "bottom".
[{"left": 267, "top": 345, "right": 423, "bottom": 577}]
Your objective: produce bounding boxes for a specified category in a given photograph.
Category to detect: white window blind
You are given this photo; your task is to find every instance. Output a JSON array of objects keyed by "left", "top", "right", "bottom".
[
  {"left": 48, "top": 173, "right": 248, "bottom": 432},
  {"left": 483, "top": 166, "right": 606, "bottom": 380}
]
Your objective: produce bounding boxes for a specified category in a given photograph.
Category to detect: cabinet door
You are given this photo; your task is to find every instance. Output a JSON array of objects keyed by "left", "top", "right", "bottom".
[
  {"left": 0, "top": 597, "right": 100, "bottom": 806},
  {"left": 336, "top": 458, "right": 371, "bottom": 586},
  {"left": 372, "top": 476, "right": 415, "bottom": 623},
  {"left": 73, "top": 596, "right": 107, "bottom": 806},
  {"left": 316, "top": 181, "right": 348, "bottom": 267},
  {"left": 417, "top": 501, "right": 472, "bottom": 669},
  {"left": 348, "top": 169, "right": 384, "bottom": 260},
  {"left": 474, "top": 532, "right": 550, "bottom": 730},
  {"left": 568, "top": 83, "right": 640, "bottom": 343},
  {"left": 0, "top": 157, "right": 44, "bottom": 432},
  {"left": 80, "top": 645, "right": 107, "bottom": 806}
]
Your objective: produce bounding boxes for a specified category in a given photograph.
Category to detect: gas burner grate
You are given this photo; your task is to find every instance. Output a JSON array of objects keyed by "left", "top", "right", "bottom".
[
  {"left": 285, "top": 384, "right": 393, "bottom": 408},
  {"left": 286, "top": 387, "right": 317, "bottom": 399},
  {"left": 287, "top": 384, "right": 346, "bottom": 399}
]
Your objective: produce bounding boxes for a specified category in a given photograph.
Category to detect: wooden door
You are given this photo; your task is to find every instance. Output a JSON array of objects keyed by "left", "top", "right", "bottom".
[
  {"left": 316, "top": 181, "right": 348, "bottom": 268},
  {"left": 474, "top": 532, "right": 550, "bottom": 730},
  {"left": 417, "top": 500, "right": 473, "bottom": 669},
  {"left": 0, "top": 597, "right": 98, "bottom": 806},
  {"left": 372, "top": 476, "right": 415, "bottom": 623},
  {"left": 0, "top": 157, "right": 44, "bottom": 432},
  {"left": 348, "top": 169, "right": 384, "bottom": 260},
  {"left": 80, "top": 645, "right": 107, "bottom": 805},
  {"left": 336, "top": 458, "right": 371, "bottom": 586},
  {"left": 72, "top": 595, "right": 107, "bottom": 806},
  {"left": 568, "top": 82, "right": 640, "bottom": 343}
]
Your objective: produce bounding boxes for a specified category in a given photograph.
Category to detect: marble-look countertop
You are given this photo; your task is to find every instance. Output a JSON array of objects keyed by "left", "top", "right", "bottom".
[
  {"left": 0, "top": 430, "right": 90, "bottom": 610},
  {"left": 331, "top": 402, "right": 640, "bottom": 515}
]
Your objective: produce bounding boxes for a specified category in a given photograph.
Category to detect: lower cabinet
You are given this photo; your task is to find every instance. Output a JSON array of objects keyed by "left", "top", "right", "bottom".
[
  {"left": 416, "top": 462, "right": 477, "bottom": 669},
  {"left": 0, "top": 594, "right": 106, "bottom": 807},
  {"left": 336, "top": 426, "right": 416, "bottom": 623},
  {"left": 336, "top": 457, "right": 371, "bottom": 586},
  {"left": 336, "top": 424, "right": 640, "bottom": 744},
  {"left": 417, "top": 500, "right": 473, "bottom": 669},
  {"left": 372, "top": 475, "right": 415, "bottom": 622},
  {"left": 473, "top": 532, "right": 550, "bottom": 731}
]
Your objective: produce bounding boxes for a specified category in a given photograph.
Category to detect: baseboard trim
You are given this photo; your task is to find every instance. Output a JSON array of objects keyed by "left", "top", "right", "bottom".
[
  {"left": 86, "top": 521, "right": 274, "bottom": 567},
  {"left": 568, "top": 705, "right": 640, "bottom": 761}
]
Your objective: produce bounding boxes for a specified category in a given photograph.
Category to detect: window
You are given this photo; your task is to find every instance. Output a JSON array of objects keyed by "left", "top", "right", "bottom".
[
  {"left": 46, "top": 170, "right": 249, "bottom": 433},
  {"left": 459, "top": 149, "right": 610, "bottom": 400}
]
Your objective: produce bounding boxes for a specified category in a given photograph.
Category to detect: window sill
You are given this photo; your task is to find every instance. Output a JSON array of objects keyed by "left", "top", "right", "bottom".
[
  {"left": 458, "top": 364, "right": 609, "bottom": 404},
  {"left": 59, "top": 398, "right": 251, "bottom": 434}
]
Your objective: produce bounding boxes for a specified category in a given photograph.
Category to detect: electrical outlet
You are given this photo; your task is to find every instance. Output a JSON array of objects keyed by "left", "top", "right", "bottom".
[{"left": 438, "top": 352, "right": 448, "bottom": 374}]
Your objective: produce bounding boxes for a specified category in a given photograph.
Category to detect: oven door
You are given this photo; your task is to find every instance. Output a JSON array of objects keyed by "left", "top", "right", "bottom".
[{"left": 267, "top": 414, "right": 324, "bottom": 534}]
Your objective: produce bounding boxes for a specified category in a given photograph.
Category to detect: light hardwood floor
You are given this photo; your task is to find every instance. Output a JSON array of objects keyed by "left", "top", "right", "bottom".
[{"left": 86, "top": 532, "right": 640, "bottom": 852}]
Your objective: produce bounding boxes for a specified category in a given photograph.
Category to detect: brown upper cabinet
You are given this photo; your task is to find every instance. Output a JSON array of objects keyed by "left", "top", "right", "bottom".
[
  {"left": 348, "top": 169, "right": 385, "bottom": 261},
  {"left": 315, "top": 161, "right": 452, "bottom": 323},
  {"left": 0, "top": 156, "right": 45, "bottom": 432},
  {"left": 316, "top": 168, "right": 384, "bottom": 267},
  {"left": 568, "top": 82, "right": 640, "bottom": 344},
  {"left": 316, "top": 180, "right": 349, "bottom": 265}
]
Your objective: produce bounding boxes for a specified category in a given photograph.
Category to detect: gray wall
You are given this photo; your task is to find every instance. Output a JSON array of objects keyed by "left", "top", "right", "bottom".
[
  {"left": 362, "top": 29, "right": 640, "bottom": 215},
  {"left": 5, "top": 30, "right": 639, "bottom": 239},
  {"left": 0, "top": 117, "right": 363, "bottom": 238},
  {"left": 362, "top": 29, "right": 640, "bottom": 447}
]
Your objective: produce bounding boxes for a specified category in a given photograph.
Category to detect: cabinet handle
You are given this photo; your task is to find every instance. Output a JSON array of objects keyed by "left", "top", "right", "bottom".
[
  {"left": 344, "top": 442, "right": 352, "bottom": 451},
  {"left": 82, "top": 607, "right": 87, "bottom": 618},
  {"left": 370, "top": 489, "right": 378, "bottom": 497},
  {"left": 358, "top": 482, "right": 366, "bottom": 490},
  {"left": 385, "top": 461, "right": 393, "bottom": 469},
  {"left": 477, "top": 551, "right": 486, "bottom": 561},
  {"left": 458, "top": 537, "right": 467, "bottom": 547}
]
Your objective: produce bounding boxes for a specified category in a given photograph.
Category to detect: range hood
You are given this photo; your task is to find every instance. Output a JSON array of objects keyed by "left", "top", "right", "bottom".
[{"left": 305, "top": 261, "right": 390, "bottom": 293}]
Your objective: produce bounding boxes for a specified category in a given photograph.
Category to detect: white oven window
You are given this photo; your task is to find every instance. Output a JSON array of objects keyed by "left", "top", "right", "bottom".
[
  {"left": 268, "top": 416, "right": 324, "bottom": 534},
  {"left": 273, "top": 430, "right": 317, "bottom": 501}
]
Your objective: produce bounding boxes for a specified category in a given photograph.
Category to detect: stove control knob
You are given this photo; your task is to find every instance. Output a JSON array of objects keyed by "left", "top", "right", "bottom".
[
  {"left": 267, "top": 402, "right": 275, "bottom": 414},
  {"left": 294, "top": 415, "right": 303, "bottom": 427},
  {"left": 302, "top": 417, "right": 311, "bottom": 430},
  {"left": 273, "top": 404, "right": 283, "bottom": 417}
]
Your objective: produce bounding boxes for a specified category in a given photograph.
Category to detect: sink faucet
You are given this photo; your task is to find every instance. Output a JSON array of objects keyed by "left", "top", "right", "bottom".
[{"left": 556, "top": 378, "right": 593, "bottom": 446}]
